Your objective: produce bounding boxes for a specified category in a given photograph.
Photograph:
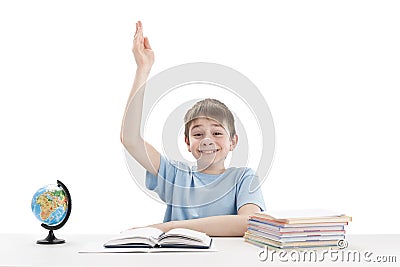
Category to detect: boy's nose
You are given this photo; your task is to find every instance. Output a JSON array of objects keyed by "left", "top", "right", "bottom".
[{"left": 200, "top": 138, "right": 216, "bottom": 148}]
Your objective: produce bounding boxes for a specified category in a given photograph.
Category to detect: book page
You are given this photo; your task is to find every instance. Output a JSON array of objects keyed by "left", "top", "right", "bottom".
[
  {"left": 119, "top": 227, "right": 164, "bottom": 239},
  {"left": 160, "top": 228, "right": 211, "bottom": 247},
  {"left": 104, "top": 227, "right": 164, "bottom": 247},
  {"left": 164, "top": 228, "right": 208, "bottom": 241}
]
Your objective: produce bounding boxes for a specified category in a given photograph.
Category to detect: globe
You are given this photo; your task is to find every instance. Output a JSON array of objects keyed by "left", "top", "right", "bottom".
[
  {"left": 31, "top": 180, "right": 72, "bottom": 244},
  {"left": 31, "top": 184, "right": 68, "bottom": 225}
]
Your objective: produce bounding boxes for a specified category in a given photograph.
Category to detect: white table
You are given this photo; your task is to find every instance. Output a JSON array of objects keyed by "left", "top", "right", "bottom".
[{"left": 0, "top": 234, "right": 399, "bottom": 266}]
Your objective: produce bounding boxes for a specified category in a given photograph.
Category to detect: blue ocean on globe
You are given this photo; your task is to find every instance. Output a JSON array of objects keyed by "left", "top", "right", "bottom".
[{"left": 31, "top": 184, "right": 68, "bottom": 226}]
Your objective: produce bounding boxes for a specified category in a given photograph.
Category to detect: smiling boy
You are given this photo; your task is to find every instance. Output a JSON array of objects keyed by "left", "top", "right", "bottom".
[
  {"left": 120, "top": 21, "right": 265, "bottom": 236},
  {"left": 184, "top": 99, "right": 238, "bottom": 174}
]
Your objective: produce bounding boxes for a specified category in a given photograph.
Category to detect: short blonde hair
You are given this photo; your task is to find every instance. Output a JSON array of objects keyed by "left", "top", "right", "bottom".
[{"left": 184, "top": 98, "right": 236, "bottom": 139}]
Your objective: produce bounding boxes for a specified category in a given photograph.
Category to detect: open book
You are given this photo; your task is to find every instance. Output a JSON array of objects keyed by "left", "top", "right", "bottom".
[{"left": 104, "top": 227, "right": 212, "bottom": 249}]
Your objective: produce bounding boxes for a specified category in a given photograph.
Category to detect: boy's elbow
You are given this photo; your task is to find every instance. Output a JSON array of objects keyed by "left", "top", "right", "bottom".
[
  {"left": 120, "top": 137, "right": 134, "bottom": 150},
  {"left": 120, "top": 133, "right": 130, "bottom": 149},
  {"left": 120, "top": 130, "right": 140, "bottom": 147},
  {"left": 120, "top": 135, "right": 143, "bottom": 154},
  {"left": 120, "top": 137, "right": 129, "bottom": 151},
  {"left": 120, "top": 132, "right": 124, "bottom": 144}
]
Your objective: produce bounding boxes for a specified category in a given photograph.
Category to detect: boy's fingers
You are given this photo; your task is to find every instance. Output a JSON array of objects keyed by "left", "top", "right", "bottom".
[
  {"left": 138, "top": 25, "right": 144, "bottom": 43},
  {"left": 133, "top": 34, "right": 140, "bottom": 48},
  {"left": 144, "top": 37, "right": 152, "bottom": 50},
  {"left": 133, "top": 21, "right": 146, "bottom": 50},
  {"left": 134, "top": 22, "right": 138, "bottom": 37},
  {"left": 133, "top": 26, "right": 144, "bottom": 47}
]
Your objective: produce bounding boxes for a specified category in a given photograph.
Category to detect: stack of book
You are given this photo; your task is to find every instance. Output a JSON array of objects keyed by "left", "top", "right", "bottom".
[{"left": 244, "top": 209, "right": 352, "bottom": 249}]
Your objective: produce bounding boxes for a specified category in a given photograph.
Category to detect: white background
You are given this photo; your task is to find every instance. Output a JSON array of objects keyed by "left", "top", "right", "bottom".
[{"left": 0, "top": 0, "right": 399, "bottom": 235}]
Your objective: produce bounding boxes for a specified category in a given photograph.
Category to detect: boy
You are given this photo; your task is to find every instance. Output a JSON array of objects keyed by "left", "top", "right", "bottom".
[{"left": 121, "top": 21, "right": 265, "bottom": 236}]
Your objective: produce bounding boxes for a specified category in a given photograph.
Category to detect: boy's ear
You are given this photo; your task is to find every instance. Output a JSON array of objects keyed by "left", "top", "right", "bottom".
[
  {"left": 184, "top": 136, "right": 191, "bottom": 152},
  {"left": 230, "top": 134, "right": 238, "bottom": 151}
]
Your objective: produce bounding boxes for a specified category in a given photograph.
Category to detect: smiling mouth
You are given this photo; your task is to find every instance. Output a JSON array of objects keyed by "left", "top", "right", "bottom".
[{"left": 198, "top": 149, "right": 220, "bottom": 154}]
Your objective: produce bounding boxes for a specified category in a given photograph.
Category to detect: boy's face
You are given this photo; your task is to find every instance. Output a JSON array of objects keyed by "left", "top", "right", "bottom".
[{"left": 185, "top": 117, "right": 238, "bottom": 172}]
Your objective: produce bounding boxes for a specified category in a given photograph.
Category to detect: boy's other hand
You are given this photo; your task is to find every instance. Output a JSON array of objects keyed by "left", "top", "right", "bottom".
[
  {"left": 125, "top": 221, "right": 174, "bottom": 233},
  {"left": 133, "top": 21, "right": 154, "bottom": 73},
  {"left": 144, "top": 221, "right": 175, "bottom": 233}
]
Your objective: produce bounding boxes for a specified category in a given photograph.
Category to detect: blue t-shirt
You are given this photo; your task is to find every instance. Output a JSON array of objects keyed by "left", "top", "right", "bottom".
[{"left": 146, "top": 155, "right": 266, "bottom": 222}]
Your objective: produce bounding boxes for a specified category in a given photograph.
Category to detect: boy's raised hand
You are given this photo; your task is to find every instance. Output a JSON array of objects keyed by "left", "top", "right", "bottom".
[
  {"left": 122, "top": 20, "right": 161, "bottom": 177},
  {"left": 133, "top": 21, "right": 154, "bottom": 72}
]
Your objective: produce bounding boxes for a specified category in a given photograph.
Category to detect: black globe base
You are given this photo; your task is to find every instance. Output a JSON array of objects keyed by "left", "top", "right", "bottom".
[{"left": 37, "top": 230, "right": 65, "bottom": 245}]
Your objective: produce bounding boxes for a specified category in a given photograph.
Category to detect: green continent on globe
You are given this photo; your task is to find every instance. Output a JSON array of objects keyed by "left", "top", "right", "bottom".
[{"left": 36, "top": 190, "right": 67, "bottom": 221}]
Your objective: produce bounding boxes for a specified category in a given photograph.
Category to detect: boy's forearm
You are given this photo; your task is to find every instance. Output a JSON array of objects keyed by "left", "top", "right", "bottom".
[
  {"left": 168, "top": 215, "right": 249, "bottom": 237},
  {"left": 127, "top": 68, "right": 150, "bottom": 100},
  {"left": 120, "top": 68, "right": 150, "bottom": 144}
]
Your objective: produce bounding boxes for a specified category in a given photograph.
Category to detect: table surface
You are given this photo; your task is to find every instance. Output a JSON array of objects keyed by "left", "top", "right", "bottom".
[{"left": 0, "top": 234, "right": 399, "bottom": 267}]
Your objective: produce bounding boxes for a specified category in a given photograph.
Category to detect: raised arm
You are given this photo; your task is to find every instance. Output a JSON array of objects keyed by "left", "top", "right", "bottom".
[{"left": 121, "top": 21, "right": 160, "bottom": 176}]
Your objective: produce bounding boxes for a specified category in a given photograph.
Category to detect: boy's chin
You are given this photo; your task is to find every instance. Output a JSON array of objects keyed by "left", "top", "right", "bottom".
[
  {"left": 196, "top": 157, "right": 224, "bottom": 169},
  {"left": 195, "top": 151, "right": 227, "bottom": 161},
  {"left": 195, "top": 154, "right": 217, "bottom": 163}
]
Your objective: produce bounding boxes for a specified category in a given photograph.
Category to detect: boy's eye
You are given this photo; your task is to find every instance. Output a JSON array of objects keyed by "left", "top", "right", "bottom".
[
  {"left": 214, "top": 132, "right": 223, "bottom": 135},
  {"left": 193, "top": 133, "right": 202, "bottom": 137}
]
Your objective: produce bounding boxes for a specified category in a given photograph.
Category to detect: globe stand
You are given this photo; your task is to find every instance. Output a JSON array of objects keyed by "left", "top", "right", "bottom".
[
  {"left": 36, "top": 180, "right": 72, "bottom": 245},
  {"left": 37, "top": 230, "right": 65, "bottom": 244}
]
